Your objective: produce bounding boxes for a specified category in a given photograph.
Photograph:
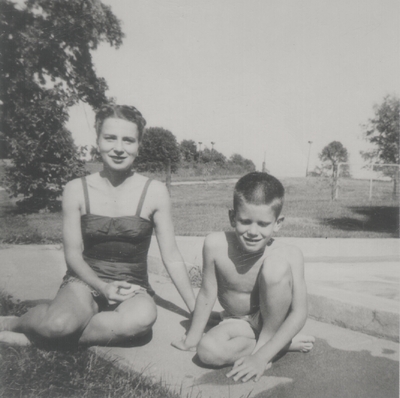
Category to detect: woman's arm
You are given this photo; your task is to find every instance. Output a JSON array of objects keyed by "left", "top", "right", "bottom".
[
  {"left": 151, "top": 182, "right": 196, "bottom": 312},
  {"left": 172, "top": 234, "right": 219, "bottom": 350},
  {"left": 62, "top": 179, "right": 138, "bottom": 303}
]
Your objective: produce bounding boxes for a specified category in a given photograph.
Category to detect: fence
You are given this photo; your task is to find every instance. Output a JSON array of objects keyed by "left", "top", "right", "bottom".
[{"left": 335, "top": 163, "right": 400, "bottom": 201}]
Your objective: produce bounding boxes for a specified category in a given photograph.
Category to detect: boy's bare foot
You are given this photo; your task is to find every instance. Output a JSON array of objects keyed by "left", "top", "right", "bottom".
[
  {"left": 0, "top": 331, "right": 31, "bottom": 346},
  {"left": 0, "top": 316, "right": 18, "bottom": 331},
  {"left": 288, "top": 335, "right": 315, "bottom": 353}
]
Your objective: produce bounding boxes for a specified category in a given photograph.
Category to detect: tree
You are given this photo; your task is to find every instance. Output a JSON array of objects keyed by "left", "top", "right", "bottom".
[
  {"left": 361, "top": 95, "right": 400, "bottom": 165},
  {"left": 0, "top": 131, "right": 9, "bottom": 159},
  {"left": 361, "top": 95, "right": 399, "bottom": 197},
  {"left": 180, "top": 139, "right": 198, "bottom": 162},
  {"left": 228, "top": 153, "right": 256, "bottom": 172},
  {"left": 199, "top": 147, "right": 226, "bottom": 165},
  {"left": 319, "top": 141, "right": 350, "bottom": 200},
  {"left": 6, "top": 127, "right": 86, "bottom": 211},
  {"left": 0, "top": 0, "right": 123, "bottom": 211},
  {"left": 89, "top": 145, "right": 101, "bottom": 162},
  {"left": 319, "top": 141, "right": 349, "bottom": 178},
  {"left": 135, "top": 127, "right": 181, "bottom": 173}
]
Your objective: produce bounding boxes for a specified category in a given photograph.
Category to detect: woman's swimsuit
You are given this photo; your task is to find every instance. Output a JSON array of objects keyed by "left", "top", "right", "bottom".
[{"left": 61, "top": 176, "right": 155, "bottom": 300}]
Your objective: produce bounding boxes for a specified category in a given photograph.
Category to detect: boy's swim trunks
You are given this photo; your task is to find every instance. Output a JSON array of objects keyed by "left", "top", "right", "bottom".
[{"left": 219, "top": 310, "right": 262, "bottom": 335}]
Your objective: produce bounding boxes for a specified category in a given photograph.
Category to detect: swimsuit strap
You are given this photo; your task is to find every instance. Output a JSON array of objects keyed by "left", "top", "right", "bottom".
[
  {"left": 81, "top": 177, "right": 91, "bottom": 215},
  {"left": 136, "top": 179, "right": 152, "bottom": 217}
]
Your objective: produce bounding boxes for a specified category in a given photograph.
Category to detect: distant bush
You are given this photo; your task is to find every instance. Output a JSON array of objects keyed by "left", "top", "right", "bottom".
[{"left": 135, "top": 127, "right": 181, "bottom": 173}]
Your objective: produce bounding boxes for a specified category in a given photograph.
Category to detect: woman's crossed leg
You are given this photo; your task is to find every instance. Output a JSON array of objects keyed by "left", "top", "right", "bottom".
[{"left": 0, "top": 282, "right": 157, "bottom": 347}]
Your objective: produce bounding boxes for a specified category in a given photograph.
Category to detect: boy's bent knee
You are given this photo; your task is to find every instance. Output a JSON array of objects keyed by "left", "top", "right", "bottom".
[{"left": 197, "top": 335, "right": 226, "bottom": 366}]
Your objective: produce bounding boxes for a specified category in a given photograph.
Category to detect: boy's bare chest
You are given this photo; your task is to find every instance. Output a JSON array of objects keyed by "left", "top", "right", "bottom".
[{"left": 216, "top": 257, "right": 264, "bottom": 293}]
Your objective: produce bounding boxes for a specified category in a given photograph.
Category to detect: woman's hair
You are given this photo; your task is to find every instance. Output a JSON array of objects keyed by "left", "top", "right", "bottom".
[
  {"left": 95, "top": 104, "right": 147, "bottom": 141},
  {"left": 233, "top": 172, "right": 285, "bottom": 217}
]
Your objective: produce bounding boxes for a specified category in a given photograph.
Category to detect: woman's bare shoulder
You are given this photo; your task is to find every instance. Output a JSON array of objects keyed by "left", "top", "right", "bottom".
[
  {"left": 84, "top": 172, "right": 101, "bottom": 185},
  {"left": 64, "top": 177, "right": 83, "bottom": 193},
  {"left": 145, "top": 178, "right": 169, "bottom": 197},
  {"left": 62, "top": 177, "right": 85, "bottom": 210},
  {"left": 145, "top": 177, "right": 165, "bottom": 188},
  {"left": 134, "top": 177, "right": 169, "bottom": 216}
]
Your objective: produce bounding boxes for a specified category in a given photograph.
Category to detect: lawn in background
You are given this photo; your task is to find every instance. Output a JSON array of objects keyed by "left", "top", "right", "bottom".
[
  {"left": 0, "top": 176, "right": 398, "bottom": 243},
  {"left": 171, "top": 177, "right": 399, "bottom": 238}
]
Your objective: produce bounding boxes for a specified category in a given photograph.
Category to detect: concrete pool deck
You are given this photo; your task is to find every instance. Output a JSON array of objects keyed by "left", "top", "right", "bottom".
[
  {"left": 0, "top": 237, "right": 399, "bottom": 397},
  {"left": 148, "top": 237, "right": 400, "bottom": 341}
]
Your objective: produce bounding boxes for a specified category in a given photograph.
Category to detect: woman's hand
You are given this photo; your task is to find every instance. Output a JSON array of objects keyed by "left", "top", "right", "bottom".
[
  {"left": 171, "top": 335, "right": 197, "bottom": 352},
  {"left": 100, "top": 281, "right": 144, "bottom": 305}
]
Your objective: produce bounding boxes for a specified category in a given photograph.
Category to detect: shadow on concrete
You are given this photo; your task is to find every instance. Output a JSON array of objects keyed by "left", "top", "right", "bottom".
[
  {"left": 322, "top": 206, "right": 399, "bottom": 237},
  {"left": 258, "top": 339, "right": 399, "bottom": 398},
  {"left": 191, "top": 338, "right": 399, "bottom": 398},
  {"left": 154, "top": 294, "right": 190, "bottom": 318}
]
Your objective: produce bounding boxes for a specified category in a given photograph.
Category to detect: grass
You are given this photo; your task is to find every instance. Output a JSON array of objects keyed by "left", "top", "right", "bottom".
[
  {"left": 0, "top": 176, "right": 398, "bottom": 243},
  {"left": 0, "top": 292, "right": 181, "bottom": 398},
  {"left": 85, "top": 161, "right": 242, "bottom": 182},
  {"left": 170, "top": 177, "right": 399, "bottom": 238}
]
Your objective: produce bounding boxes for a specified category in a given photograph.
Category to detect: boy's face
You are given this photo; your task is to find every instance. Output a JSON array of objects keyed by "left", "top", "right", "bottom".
[{"left": 229, "top": 202, "right": 283, "bottom": 253}]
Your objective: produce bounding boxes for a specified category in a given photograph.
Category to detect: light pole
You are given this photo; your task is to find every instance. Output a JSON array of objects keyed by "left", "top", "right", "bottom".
[
  {"left": 306, "top": 141, "right": 313, "bottom": 177},
  {"left": 262, "top": 151, "right": 267, "bottom": 172},
  {"left": 211, "top": 142, "right": 215, "bottom": 160},
  {"left": 198, "top": 142, "right": 202, "bottom": 161}
]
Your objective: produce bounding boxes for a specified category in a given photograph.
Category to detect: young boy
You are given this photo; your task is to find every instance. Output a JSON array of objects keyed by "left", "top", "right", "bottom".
[{"left": 173, "top": 172, "right": 314, "bottom": 383}]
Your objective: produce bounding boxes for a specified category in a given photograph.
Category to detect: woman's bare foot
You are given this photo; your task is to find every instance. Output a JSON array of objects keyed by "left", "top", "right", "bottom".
[
  {"left": 0, "top": 316, "right": 18, "bottom": 331},
  {"left": 288, "top": 335, "right": 315, "bottom": 353},
  {"left": 0, "top": 331, "right": 31, "bottom": 346}
]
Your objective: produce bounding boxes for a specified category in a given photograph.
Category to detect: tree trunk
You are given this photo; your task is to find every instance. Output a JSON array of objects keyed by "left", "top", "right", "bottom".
[
  {"left": 331, "top": 165, "right": 339, "bottom": 200},
  {"left": 393, "top": 168, "right": 399, "bottom": 200}
]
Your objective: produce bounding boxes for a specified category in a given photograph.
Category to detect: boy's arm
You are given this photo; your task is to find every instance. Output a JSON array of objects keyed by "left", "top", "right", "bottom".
[
  {"left": 172, "top": 234, "right": 219, "bottom": 351},
  {"left": 253, "top": 248, "right": 307, "bottom": 356},
  {"left": 227, "top": 247, "right": 308, "bottom": 382}
]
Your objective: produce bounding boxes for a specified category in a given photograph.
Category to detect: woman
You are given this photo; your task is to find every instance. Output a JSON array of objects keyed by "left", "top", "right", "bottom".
[{"left": 0, "top": 104, "right": 195, "bottom": 346}]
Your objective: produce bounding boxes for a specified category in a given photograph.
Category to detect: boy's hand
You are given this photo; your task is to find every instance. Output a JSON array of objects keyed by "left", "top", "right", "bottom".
[
  {"left": 171, "top": 335, "right": 197, "bottom": 352},
  {"left": 226, "top": 355, "right": 270, "bottom": 383}
]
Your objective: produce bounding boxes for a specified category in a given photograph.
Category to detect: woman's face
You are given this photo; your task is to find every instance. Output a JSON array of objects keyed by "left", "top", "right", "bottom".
[{"left": 97, "top": 118, "right": 140, "bottom": 172}]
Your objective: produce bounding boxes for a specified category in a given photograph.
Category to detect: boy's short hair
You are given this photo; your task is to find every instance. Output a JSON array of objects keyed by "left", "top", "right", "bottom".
[
  {"left": 233, "top": 172, "right": 285, "bottom": 217},
  {"left": 95, "top": 104, "right": 147, "bottom": 141}
]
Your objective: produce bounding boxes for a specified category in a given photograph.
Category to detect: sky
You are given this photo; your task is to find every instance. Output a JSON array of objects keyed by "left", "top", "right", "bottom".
[{"left": 67, "top": 0, "right": 400, "bottom": 177}]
